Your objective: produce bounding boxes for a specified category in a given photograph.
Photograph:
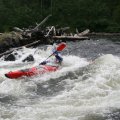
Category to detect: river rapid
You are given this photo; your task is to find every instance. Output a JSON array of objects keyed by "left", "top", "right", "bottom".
[{"left": 0, "top": 36, "right": 120, "bottom": 120}]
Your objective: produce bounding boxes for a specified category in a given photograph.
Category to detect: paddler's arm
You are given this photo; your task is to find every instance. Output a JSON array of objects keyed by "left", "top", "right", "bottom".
[{"left": 54, "top": 51, "right": 63, "bottom": 64}]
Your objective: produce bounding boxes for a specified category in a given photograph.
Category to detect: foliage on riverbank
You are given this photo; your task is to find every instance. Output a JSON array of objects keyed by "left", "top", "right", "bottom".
[{"left": 0, "top": 0, "right": 120, "bottom": 32}]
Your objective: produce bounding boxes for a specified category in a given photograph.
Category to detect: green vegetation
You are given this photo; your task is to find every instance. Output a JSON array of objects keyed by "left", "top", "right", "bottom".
[{"left": 0, "top": 0, "right": 120, "bottom": 32}]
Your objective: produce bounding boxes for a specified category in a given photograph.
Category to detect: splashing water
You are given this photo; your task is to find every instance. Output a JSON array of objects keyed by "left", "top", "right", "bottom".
[{"left": 0, "top": 39, "right": 120, "bottom": 120}]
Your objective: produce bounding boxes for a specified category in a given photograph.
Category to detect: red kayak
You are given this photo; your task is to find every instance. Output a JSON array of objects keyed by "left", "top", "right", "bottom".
[{"left": 5, "top": 65, "right": 58, "bottom": 79}]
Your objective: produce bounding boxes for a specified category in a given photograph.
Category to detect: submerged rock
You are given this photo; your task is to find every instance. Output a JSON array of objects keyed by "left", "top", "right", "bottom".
[
  {"left": 4, "top": 54, "right": 16, "bottom": 61},
  {"left": 22, "top": 54, "right": 34, "bottom": 62},
  {"left": 4, "top": 53, "right": 35, "bottom": 62}
]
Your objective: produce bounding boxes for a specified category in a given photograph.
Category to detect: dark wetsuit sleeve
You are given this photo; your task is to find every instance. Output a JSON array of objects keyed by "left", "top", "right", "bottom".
[{"left": 55, "top": 54, "right": 63, "bottom": 62}]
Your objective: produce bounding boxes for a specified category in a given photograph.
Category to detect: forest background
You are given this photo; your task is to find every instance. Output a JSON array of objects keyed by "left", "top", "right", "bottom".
[{"left": 0, "top": 0, "right": 120, "bottom": 33}]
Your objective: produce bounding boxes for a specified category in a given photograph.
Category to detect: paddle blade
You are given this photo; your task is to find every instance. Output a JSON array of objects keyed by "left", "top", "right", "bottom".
[{"left": 56, "top": 42, "right": 66, "bottom": 51}]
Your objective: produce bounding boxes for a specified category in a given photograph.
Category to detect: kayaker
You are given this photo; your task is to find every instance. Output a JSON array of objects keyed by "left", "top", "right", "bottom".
[
  {"left": 40, "top": 52, "right": 63, "bottom": 65},
  {"left": 40, "top": 43, "right": 63, "bottom": 66}
]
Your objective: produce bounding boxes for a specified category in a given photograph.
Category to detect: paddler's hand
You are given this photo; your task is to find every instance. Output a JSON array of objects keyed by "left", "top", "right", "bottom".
[{"left": 40, "top": 61, "right": 47, "bottom": 65}]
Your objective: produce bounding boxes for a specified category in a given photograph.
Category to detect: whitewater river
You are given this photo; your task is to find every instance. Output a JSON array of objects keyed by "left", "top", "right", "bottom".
[{"left": 0, "top": 36, "right": 120, "bottom": 120}]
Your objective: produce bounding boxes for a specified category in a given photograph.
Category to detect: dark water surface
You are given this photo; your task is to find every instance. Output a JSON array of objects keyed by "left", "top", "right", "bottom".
[{"left": 67, "top": 36, "right": 120, "bottom": 59}]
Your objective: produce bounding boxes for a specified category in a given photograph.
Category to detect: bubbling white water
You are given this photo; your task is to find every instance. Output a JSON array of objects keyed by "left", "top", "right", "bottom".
[{"left": 0, "top": 46, "right": 120, "bottom": 120}]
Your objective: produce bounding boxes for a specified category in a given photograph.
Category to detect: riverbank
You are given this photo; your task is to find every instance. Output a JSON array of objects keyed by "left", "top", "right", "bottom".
[{"left": 0, "top": 30, "right": 120, "bottom": 59}]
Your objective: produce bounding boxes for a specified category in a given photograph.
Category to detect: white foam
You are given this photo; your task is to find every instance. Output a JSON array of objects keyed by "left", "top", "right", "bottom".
[{"left": 1, "top": 47, "right": 120, "bottom": 120}]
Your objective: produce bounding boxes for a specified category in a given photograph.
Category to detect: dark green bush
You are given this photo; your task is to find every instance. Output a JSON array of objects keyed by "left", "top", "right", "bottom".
[{"left": 0, "top": 0, "right": 120, "bottom": 32}]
